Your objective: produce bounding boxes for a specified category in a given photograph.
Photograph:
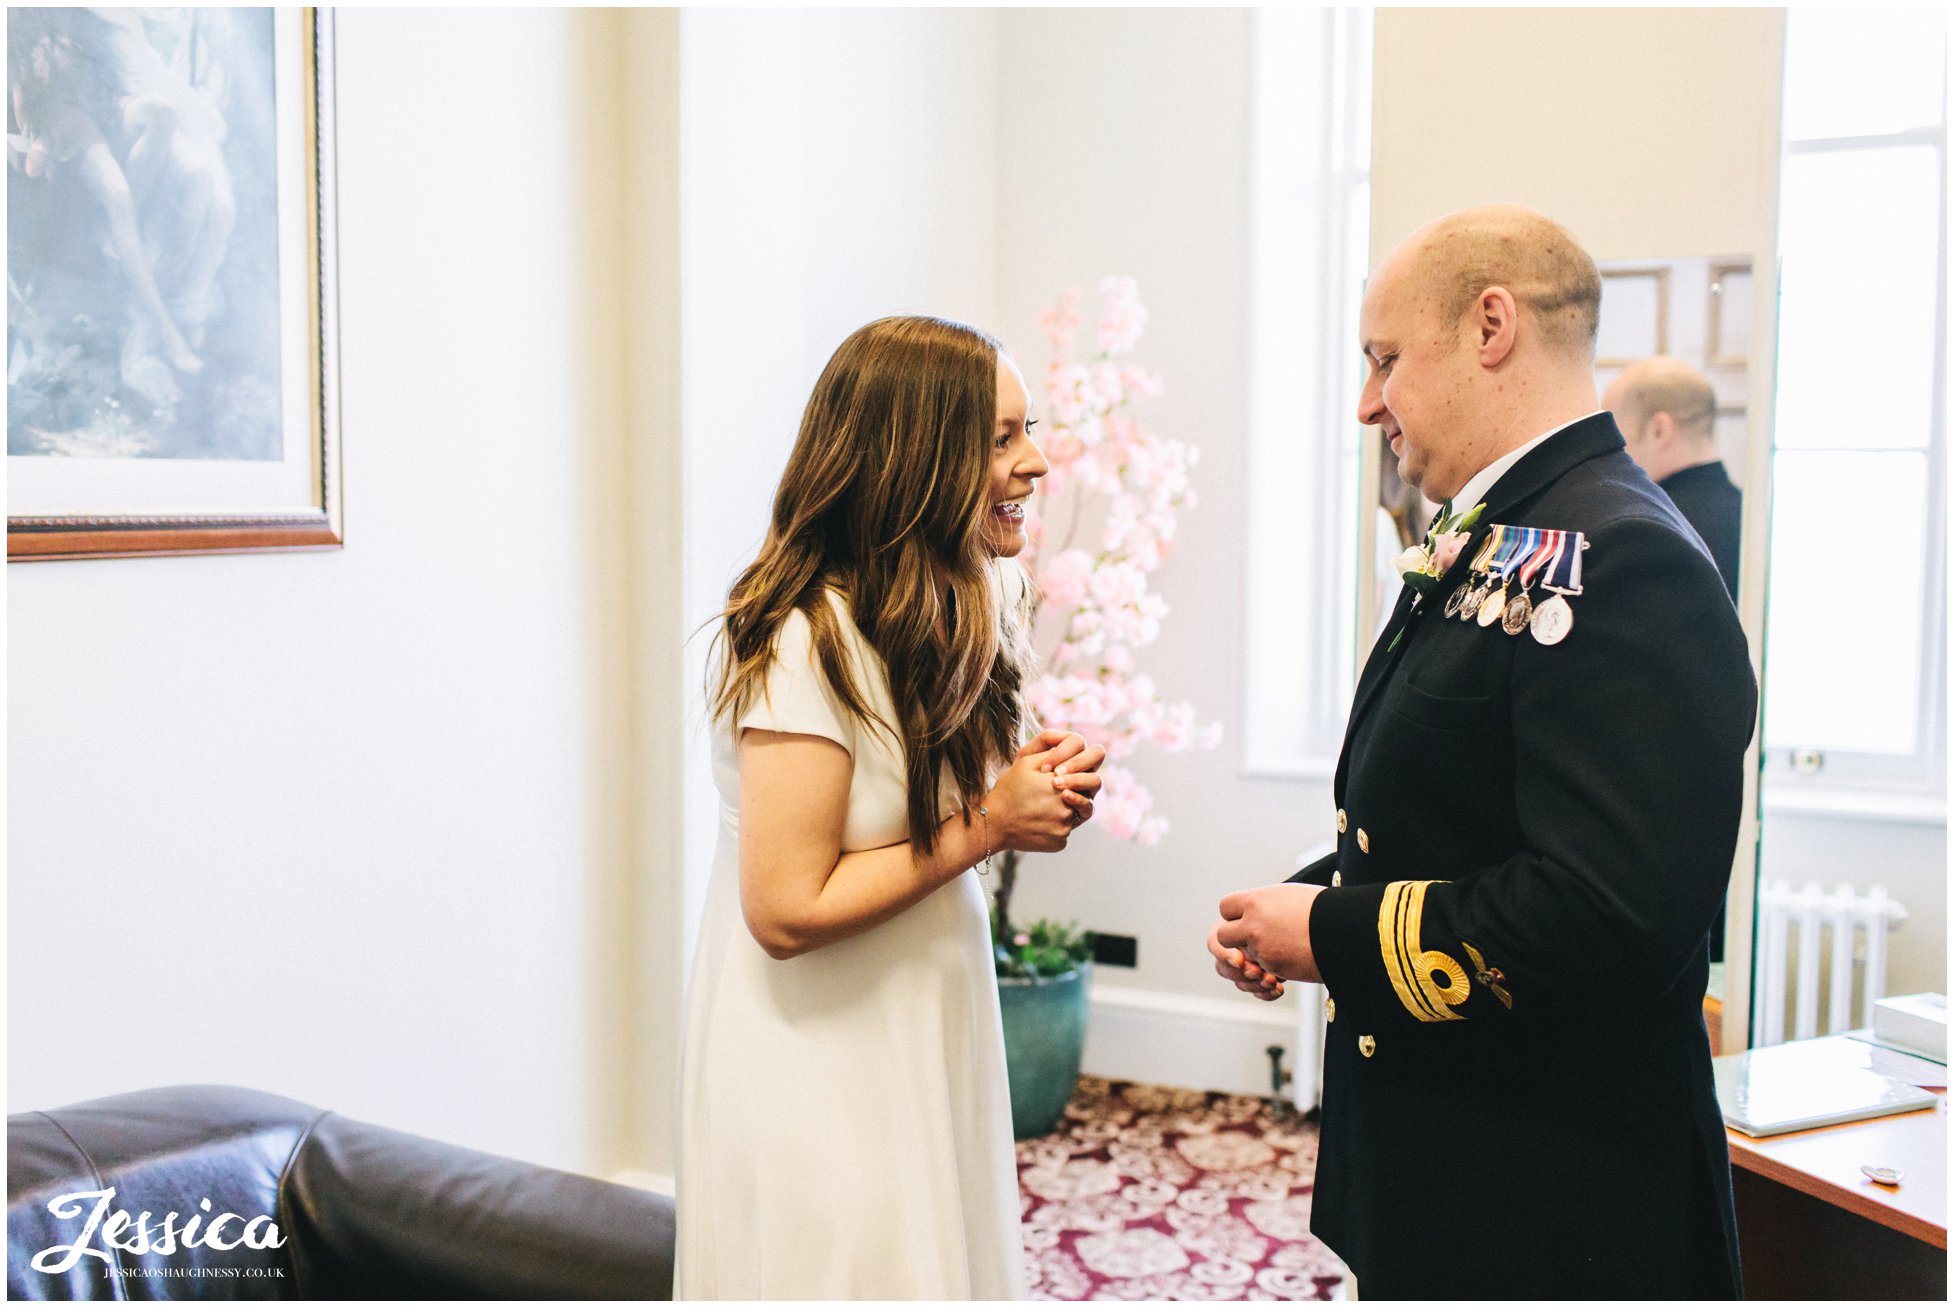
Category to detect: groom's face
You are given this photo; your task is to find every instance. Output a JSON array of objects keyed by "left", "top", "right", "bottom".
[{"left": 1357, "top": 258, "right": 1479, "bottom": 502}]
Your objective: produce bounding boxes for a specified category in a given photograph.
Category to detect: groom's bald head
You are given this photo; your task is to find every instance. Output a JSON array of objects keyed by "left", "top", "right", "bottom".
[
  {"left": 1400, "top": 205, "right": 1602, "bottom": 358},
  {"left": 1357, "top": 205, "right": 1605, "bottom": 501}
]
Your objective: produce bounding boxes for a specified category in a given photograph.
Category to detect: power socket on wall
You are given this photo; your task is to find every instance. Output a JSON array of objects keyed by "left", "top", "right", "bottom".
[{"left": 1092, "top": 932, "right": 1138, "bottom": 968}]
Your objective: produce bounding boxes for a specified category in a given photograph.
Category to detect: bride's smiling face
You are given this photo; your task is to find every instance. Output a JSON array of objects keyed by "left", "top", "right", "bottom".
[{"left": 983, "top": 356, "right": 1048, "bottom": 558}]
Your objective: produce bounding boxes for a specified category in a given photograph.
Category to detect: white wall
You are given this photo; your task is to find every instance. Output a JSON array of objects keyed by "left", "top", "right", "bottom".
[
  {"left": 1369, "top": 9, "right": 1786, "bottom": 259},
  {"left": 7, "top": 10, "right": 643, "bottom": 1176},
  {"left": 993, "top": 10, "right": 1318, "bottom": 1077},
  {"left": 676, "top": 8, "right": 1002, "bottom": 950},
  {"left": 612, "top": 8, "right": 686, "bottom": 1187}
]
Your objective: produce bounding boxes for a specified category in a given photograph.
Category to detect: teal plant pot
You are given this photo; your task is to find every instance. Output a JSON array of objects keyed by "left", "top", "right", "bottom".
[{"left": 997, "top": 962, "right": 1090, "bottom": 1140}]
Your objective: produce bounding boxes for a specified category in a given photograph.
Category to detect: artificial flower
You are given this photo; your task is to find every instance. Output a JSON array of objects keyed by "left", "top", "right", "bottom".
[
  {"left": 1020, "top": 280, "right": 1220, "bottom": 846},
  {"left": 1397, "top": 502, "right": 1485, "bottom": 593}
]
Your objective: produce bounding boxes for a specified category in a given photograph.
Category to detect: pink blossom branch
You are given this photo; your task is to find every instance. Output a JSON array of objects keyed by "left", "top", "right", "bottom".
[{"left": 1018, "top": 278, "right": 1223, "bottom": 846}]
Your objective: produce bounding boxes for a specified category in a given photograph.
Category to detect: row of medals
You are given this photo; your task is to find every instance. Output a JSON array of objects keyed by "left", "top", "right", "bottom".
[{"left": 1443, "top": 568, "right": 1574, "bottom": 645}]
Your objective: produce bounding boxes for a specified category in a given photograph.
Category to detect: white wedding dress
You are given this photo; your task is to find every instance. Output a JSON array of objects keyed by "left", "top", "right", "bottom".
[{"left": 675, "top": 590, "right": 1026, "bottom": 1300}]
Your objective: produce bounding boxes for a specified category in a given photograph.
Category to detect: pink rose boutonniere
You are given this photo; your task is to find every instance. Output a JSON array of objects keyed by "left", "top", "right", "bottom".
[{"left": 1397, "top": 501, "right": 1486, "bottom": 596}]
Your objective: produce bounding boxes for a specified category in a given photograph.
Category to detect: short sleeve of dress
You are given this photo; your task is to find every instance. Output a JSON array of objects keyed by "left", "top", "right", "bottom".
[{"left": 735, "top": 607, "right": 857, "bottom": 757}]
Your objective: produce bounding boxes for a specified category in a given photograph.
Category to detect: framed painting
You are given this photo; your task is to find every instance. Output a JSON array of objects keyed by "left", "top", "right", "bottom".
[
  {"left": 1593, "top": 265, "right": 1669, "bottom": 367},
  {"left": 7, "top": 7, "right": 340, "bottom": 560}
]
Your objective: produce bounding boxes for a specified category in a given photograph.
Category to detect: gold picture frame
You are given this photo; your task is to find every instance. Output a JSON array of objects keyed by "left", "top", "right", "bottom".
[
  {"left": 1706, "top": 259, "right": 1754, "bottom": 370},
  {"left": 1595, "top": 266, "right": 1671, "bottom": 367},
  {"left": 8, "top": 8, "right": 341, "bottom": 560}
]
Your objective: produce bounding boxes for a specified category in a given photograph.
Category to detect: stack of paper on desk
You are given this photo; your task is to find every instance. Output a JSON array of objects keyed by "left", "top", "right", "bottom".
[
  {"left": 1872, "top": 993, "right": 1947, "bottom": 1062},
  {"left": 1844, "top": 1030, "right": 1951, "bottom": 1087},
  {"left": 1714, "top": 1037, "right": 1940, "bottom": 1138}
]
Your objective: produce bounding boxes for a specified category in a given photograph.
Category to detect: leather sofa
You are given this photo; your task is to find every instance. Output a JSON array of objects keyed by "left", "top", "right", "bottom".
[{"left": 8, "top": 1085, "right": 675, "bottom": 1300}]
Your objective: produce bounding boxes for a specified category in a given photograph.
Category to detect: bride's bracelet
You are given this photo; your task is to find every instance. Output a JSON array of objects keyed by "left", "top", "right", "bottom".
[{"left": 978, "top": 804, "right": 992, "bottom": 878}]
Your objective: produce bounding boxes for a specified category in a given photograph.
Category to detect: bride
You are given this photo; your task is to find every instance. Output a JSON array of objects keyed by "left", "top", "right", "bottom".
[{"left": 676, "top": 316, "right": 1106, "bottom": 1299}]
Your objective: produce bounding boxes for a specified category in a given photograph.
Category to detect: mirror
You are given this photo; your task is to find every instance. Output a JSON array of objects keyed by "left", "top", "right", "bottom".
[
  {"left": 1592, "top": 254, "right": 1759, "bottom": 1049},
  {"left": 1748, "top": 7, "right": 1948, "bottom": 1055},
  {"left": 1592, "top": 256, "right": 1755, "bottom": 509}
]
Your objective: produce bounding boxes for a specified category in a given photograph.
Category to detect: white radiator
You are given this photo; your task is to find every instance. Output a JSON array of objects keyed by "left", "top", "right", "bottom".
[{"left": 1754, "top": 879, "right": 1909, "bottom": 1047}]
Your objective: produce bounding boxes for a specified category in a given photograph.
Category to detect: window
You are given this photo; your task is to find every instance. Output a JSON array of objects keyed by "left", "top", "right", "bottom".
[
  {"left": 1763, "top": 8, "right": 1947, "bottom": 814},
  {"left": 1242, "top": 7, "right": 1375, "bottom": 776}
]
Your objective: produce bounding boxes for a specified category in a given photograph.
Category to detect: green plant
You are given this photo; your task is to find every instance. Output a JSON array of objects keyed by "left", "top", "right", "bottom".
[{"left": 992, "top": 897, "right": 1095, "bottom": 981}]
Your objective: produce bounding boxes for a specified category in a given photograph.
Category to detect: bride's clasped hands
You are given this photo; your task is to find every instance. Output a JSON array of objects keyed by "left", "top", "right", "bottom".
[{"left": 987, "top": 728, "right": 1106, "bottom": 854}]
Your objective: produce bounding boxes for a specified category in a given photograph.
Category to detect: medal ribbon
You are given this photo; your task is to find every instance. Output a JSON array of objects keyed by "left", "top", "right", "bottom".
[
  {"left": 1467, "top": 524, "right": 1506, "bottom": 574},
  {"left": 1480, "top": 526, "right": 1518, "bottom": 579},
  {"left": 1541, "top": 530, "right": 1587, "bottom": 593},
  {"left": 1494, "top": 526, "right": 1539, "bottom": 581},
  {"left": 1517, "top": 529, "right": 1563, "bottom": 589}
]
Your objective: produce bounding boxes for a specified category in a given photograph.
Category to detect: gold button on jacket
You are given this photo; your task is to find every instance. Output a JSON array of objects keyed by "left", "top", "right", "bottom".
[
  {"left": 1358, "top": 1034, "right": 1376, "bottom": 1058},
  {"left": 1331, "top": 871, "right": 1343, "bottom": 888},
  {"left": 1357, "top": 828, "right": 1370, "bottom": 853},
  {"left": 1336, "top": 808, "right": 1348, "bottom": 834},
  {"left": 1325, "top": 997, "right": 1336, "bottom": 1022}
]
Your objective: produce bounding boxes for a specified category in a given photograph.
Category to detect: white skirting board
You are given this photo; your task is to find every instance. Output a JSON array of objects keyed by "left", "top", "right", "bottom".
[{"left": 1082, "top": 979, "right": 1327, "bottom": 1103}]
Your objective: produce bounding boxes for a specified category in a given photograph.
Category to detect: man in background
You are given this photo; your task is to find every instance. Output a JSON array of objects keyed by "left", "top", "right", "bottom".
[{"left": 1605, "top": 356, "right": 1742, "bottom": 598}]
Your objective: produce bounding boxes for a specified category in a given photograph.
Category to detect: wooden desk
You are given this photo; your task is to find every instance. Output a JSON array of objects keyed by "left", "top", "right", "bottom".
[{"left": 1725, "top": 1039, "right": 1946, "bottom": 1299}]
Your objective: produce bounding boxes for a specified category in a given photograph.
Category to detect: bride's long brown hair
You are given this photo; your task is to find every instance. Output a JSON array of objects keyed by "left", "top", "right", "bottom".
[{"left": 709, "top": 316, "right": 1034, "bottom": 854}]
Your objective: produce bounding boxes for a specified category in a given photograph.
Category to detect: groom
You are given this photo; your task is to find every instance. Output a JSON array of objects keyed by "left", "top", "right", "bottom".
[{"left": 1209, "top": 206, "right": 1755, "bottom": 1299}]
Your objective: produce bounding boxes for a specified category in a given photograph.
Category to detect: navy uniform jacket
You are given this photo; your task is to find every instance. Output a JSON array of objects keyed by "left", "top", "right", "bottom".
[
  {"left": 1659, "top": 460, "right": 1743, "bottom": 599},
  {"left": 1289, "top": 414, "right": 1757, "bottom": 1300},
  {"left": 1656, "top": 458, "right": 1744, "bottom": 963}
]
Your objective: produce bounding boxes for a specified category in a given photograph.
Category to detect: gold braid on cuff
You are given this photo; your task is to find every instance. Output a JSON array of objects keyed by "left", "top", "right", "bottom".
[{"left": 1378, "top": 880, "right": 1470, "bottom": 1022}]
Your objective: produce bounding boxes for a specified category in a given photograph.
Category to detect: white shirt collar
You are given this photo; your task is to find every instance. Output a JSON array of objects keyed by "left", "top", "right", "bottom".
[{"left": 1447, "top": 412, "right": 1604, "bottom": 519}]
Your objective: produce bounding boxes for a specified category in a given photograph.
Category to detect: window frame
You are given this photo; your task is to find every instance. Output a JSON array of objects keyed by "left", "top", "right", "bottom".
[
  {"left": 1761, "top": 58, "right": 1949, "bottom": 821},
  {"left": 1240, "top": 6, "right": 1376, "bottom": 780}
]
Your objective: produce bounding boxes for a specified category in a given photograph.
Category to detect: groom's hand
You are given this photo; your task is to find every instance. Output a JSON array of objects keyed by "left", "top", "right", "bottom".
[
  {"left": 1208, "top": 917, "right": 1286, "bottom": 1000},
  {"left": 1214, "top": 885, "right": 1324, "bottom": 985}
]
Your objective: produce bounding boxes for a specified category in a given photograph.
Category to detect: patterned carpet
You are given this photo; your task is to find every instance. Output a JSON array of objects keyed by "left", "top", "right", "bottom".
[{"left": 1017, "top": 1078, "right": 1350, "bottom": 1301}]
